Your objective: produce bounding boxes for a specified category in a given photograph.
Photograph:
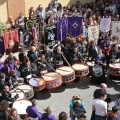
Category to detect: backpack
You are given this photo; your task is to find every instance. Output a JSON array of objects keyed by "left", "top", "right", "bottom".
[{"left": 41, "top": 113, "right": 51, "bottom": 120}]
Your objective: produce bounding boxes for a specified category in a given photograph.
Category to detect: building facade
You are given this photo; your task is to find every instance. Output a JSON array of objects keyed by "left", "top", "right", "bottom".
[{"left": 0, "top": 0, "right": 92, "bottom": 22}]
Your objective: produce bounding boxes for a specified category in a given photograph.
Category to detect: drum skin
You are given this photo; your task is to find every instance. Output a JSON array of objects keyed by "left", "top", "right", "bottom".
[
  {"left": 108, "top": 63, "right": 120, "bottom": 76},
  {"left": 72, "top": 63, "right": 89, "bottom": 77},
  {"left": 29, "top": 77, "right": 45, "bottom": 91},
  {"left": 13, "top": 99, "right": 32, "bottom": 116},
  {"left": 56, "top": 66, "right": 75, "bottom": 83},
  {"left": 17, "top": 85, "right": 34, "bottom": 99},
  {"left": 42, "top": 72, "right": 62, "bottom": 89}
]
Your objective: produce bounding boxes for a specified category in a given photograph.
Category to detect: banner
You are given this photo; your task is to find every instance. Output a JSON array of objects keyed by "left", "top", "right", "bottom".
[
  {"left": 3, "top": 29, "right": 18, "bottom": 54},
  {"left": 100, "top": 18, "right": 111, "bottom": 32},
  {"left": 88, "top": 25, "right": 99, "bottom": 41},
  {"left": 32, "top": 27, "right": 37, "bottom": 45},
  {"left": 45, "top": 24, "right": 57, "bottom": 49},
  {"left": 67, "top": 17, "right": 83, "bottom": 37},
  {"left": 112, "top": 21, "right": 120, "bottom": 36},
  {"left": 56, "top": 18, "right": 67, "bottom": 41}
]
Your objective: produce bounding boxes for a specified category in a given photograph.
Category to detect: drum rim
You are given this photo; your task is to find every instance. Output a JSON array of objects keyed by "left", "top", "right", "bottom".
[
  {"left": 56, "top": 66, "right": 75, "bottom": 76},
  {"left": 109, "top": 62, "right": 120, "bottom": 70},
  {"left": 13, "top": 98, "right": 32, "bottom": 115},
  {"left": 42, "top": 72, "right": 62, "bottom": 82},
  {"left": 72, "top": 62, "right": 89, "bottom": 71},
  {"left": 87, "top": 62, "right": 94, "bottom": 66},
  {"left": 29, "top": 77, "right": 45, "bottom": 87}
]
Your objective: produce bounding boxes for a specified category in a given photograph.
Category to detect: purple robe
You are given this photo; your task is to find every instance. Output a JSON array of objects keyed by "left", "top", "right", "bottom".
[{"left": 5, "top": 62, "right": 17, "bottom": 74}]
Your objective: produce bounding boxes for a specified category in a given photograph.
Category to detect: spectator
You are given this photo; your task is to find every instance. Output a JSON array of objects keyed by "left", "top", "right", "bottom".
[
  {"left": 114, "top": 94, "right": 120, "bottom": 120},
  {"left": 70, "top": 96, "right": 86, "bottom": 120},
  {"left": 41, "top": 106, "right": 57, "bottom": 120},
  {"left": 7, "top": 108, "right": 21, "bottom": 120},
  {"left": 92, "top": 91, "right": 107, "bottom": 120},
  {"left": 0, "top": 100, "right": 9, "bottom": 120},
  {"left": 26, "top": 99, "right": 42, "bottom": 120},
  {"left": 58, "top": 111, "right": 67, "bottom": 120},
  {"left": 107, "top": 106, "right": 120, "bottom": 120}
]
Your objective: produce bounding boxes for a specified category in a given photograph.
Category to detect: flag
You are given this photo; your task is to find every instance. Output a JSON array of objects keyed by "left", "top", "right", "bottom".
[
  {"left": 67, "top": 17, "right": 83, "bottom": 37},
  {"left": 45, "top": 24, "right": 57, "bottom": 49},
  {"left": 56, "top": 18, "right": 67, "bottom": 41}
]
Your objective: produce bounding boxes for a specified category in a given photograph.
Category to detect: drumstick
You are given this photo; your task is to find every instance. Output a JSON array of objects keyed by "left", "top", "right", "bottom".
[{"left": 57, "top": 68, "right": 70, "bottom": 72}]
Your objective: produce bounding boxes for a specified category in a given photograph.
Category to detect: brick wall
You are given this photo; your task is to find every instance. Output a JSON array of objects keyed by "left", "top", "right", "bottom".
[{"left": 7, "top": 0, "right": 25, "bottom": 21}]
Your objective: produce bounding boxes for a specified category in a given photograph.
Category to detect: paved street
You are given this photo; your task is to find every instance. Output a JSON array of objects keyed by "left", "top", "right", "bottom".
[
  {"left": 1, "top": 52, "right": 120, "bottom": 120},
  {"left": 35, "top": 76, "right": 120, "bottom": 120}
]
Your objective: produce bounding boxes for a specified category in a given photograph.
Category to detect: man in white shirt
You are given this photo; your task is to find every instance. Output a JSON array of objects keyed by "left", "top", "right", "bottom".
[{"left": 92, "top": 91, "right": 107, "bottom": 120}]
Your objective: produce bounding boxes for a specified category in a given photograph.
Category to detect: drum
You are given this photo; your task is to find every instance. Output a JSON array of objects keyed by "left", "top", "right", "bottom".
[
  {"left": 108, "top": 63, "right": 120, "bottom": 76},
  {"left": 87, "top": 62, "right": 94, "bottom": 75},
  {"left": 17, "top": 77, "right": 24, "bottom": 85},
  {"left": 40, "top": 70, "right": 47, "bottom": 75},
  {"left": 93, "top": 65, "right": 103, "bottom": 77},
  {"left": 25, "top": 74, "right": 32, "bottom": 83},
  {"left": 42, "top": 72, "right": 62, "bottom": 89},
  {"left": 13, "top": 99, "right": 32, "bottom": 115},
  {"left": 29, "top": 77, "right": 45, "bottom": 91},
  {"left": 16, "top": 70, "right": 21, "bottom": 77},
  {"left": 17, "top": 85, "right": 34, "bottom": 99},
  {"left": 72, "top": 63, "right": 89, "bottom": 77},
  {"left": 56, "top": 66, "right": 75, "bottom": 83},
  {"left": 10, "top": 89, "right": 25, "bottom": 100}
]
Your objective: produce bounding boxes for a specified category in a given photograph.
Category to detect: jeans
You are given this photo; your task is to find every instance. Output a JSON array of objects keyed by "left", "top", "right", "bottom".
[{"left": 95, "top": 115, "right": 106, "bottom": 120}]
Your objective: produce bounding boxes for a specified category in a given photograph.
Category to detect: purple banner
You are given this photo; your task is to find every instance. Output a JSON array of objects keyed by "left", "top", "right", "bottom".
[
  {"left": 67, "top": 17, "right": 83, "bottom": 37},
  {"left": 56, "top": 18, "right": 67, "bottom": 41}
]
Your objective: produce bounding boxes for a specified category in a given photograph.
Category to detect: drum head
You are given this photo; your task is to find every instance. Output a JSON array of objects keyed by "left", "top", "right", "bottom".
[
  {"left": 17, "top": 85, "right": 32, "bottom": 92},
  {"left": 29, "top": 78, "right": 44, "bottom": 86},
  {"left": 26, "top": 74, "right": 32, "bottom": 79},
  {"left": 93, "top": 65, "right": 102, "bottom": 72},
  {"left": 72, "top": 63, "right": 88, "bottom": 70},
  {"left": 10, "top": 89, "right": 25, "bottom": 100},
  {"left": 13, "top": 99, "right": 32, "bottom": 115},
  {"left": 109, "top": 63, "right": 120, "bottom": 69},
  {"left": 87, "top": 62, "right": 94, "bottom": 66},
  {"left": 42, "top": 72, "right": 60, "bottom": 81},
  {"left": 16, "top": 70, "right": 21, "bottom": 77},
  {"left": 56, "top": 66, "right": 74, "bottom": 75}
]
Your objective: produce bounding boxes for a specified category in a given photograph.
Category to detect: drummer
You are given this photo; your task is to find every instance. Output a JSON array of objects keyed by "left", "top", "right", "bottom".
[
  {"left": 27, "top": 46, "right": 40, "bottom": 63},
  {"left": 2, "top": 85, "right": 19, "bottom": 105},
  {"left": 70, "top": 47, "right": 83, "bottom": 64},
  {"left": 95, "top": 49, "right": 106, "bottom": 65},
  {"left": 20, "top": 58, "right": 32, "bottom": 83},
  {"left": 41, "top": 45, "right": 53, "bottom": 63},
  {"left": 109, "top": 44, "right": 120, "bottom": 63},
  {"left": 53, "top": 45, "right": 64, "bottom": 68},
  {"left": 6, "top": 70, "right": 18, "bottom": 88},
  {"left": 37, "top": 54, "right": 48, "bottom": 75}
]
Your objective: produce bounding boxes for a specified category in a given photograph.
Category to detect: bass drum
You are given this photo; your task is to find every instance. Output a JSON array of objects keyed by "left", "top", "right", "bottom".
[
  {"left": 42, "top": 72, "right": 62, "bottom": 89},
  {"left": 72, "top": 63, "right": 89, "bottom": 77},
  {"left": 29, "top": 77, "right": 45, "bottom": 91},
  {"left": 56, "top": 66, "right": 75, "bottom": 83}
]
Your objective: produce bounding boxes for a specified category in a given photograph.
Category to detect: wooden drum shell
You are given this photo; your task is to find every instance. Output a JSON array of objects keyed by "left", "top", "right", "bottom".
[
  {"left": 72, "top": 63, "right": 89, "bottom": 77},
  {"left": 56, "top": 66, "right": 75, "bottom": 83},
  {"left": 42, "top": 72, "right": 62, "bottom": 89}
]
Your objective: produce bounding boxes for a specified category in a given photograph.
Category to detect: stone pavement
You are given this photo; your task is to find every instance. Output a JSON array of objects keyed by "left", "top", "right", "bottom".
[
  {"left": 0, "top": 52, "right": 120, "bottom": 120},
  {"left": 35, "top": 76, "right": 120, "bottom": 120}
]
